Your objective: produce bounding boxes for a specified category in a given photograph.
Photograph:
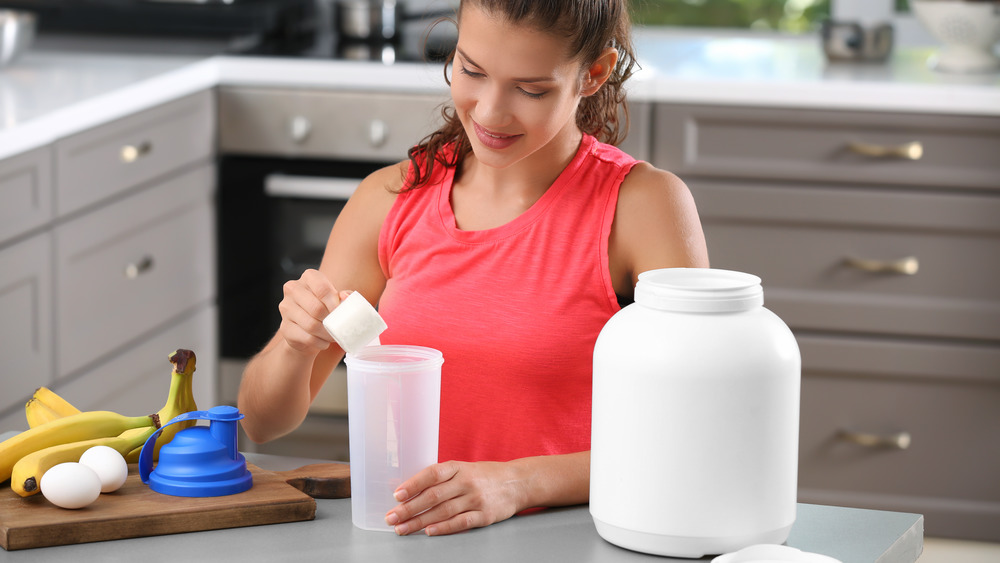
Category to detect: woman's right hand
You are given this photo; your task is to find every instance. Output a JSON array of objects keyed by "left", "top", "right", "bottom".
[{"left": 276, "top": 268, "right": 352, "bottom": 355}]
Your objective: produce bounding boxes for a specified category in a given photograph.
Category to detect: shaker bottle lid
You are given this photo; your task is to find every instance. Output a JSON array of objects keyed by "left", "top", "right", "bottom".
[{"left": 138, "top": 405, "right": 253, "bottom": 498}]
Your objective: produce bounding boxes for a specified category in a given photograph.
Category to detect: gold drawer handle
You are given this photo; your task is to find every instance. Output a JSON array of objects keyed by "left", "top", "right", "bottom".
[
  {"left": 124, "top": 255, "right": 154, "bottom": 279},
  {"left": 847, "top": 140, "right": 923, "bottom": 160},
  {"left": 844, "top": 255, "right": 919, "bottom": 276},
  {"left": 120, "top": 141, "right": 152, "bottom": 163},
  {"left": 838, "top": 429, "right": 911, "bottom": 450}
]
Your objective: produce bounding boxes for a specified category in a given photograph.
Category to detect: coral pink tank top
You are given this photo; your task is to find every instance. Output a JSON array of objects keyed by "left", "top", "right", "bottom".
[{"left": 377, "top": 134, "right": 638, "bottom": 463}]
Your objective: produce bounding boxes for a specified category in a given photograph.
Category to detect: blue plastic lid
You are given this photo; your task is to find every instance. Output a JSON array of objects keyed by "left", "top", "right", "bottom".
[{"left": 139, "top": 405, "right": 253, "bottom": 498}]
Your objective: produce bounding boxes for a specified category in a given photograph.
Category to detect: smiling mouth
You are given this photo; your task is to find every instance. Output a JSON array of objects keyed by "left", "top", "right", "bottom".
[{"left": 473, "top": 121, "right": 521, "bottom": 148}]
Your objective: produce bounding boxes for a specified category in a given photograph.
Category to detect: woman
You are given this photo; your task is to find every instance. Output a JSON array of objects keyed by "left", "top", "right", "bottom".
[{"left": 238, "top": 0, "right": 709, "bottom": 537}]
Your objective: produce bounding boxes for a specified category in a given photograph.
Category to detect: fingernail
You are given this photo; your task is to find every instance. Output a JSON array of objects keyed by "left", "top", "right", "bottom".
[
  {"left": 394, "top": 523, "right": 409, "bottom": 536},
  {"left": 393, "top": 488, "right": 407, "bottom": 501},
  {"left": 385, "top": 512, "right": 399, "bottom": 526}
]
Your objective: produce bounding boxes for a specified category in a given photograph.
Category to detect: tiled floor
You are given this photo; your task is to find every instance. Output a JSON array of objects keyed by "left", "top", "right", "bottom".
[{"left": 920, "top": 537, "right": 1000, "bottom": 562}]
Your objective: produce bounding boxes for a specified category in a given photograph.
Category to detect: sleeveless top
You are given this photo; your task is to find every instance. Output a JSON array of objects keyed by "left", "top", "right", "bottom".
[{"left": 377, "top": 134, "right": 638, "bottom": 462}]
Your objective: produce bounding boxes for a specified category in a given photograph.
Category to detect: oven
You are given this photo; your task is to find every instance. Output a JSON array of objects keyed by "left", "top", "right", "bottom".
[
  {"left": 215, "top": 88, "right": 447, "bottom": 452},
  {"left": 217, "top": 155, "right": 386, "bottom": 359},
  {"left": 217, "top": 86, "right": 447, "bottom": 358}
]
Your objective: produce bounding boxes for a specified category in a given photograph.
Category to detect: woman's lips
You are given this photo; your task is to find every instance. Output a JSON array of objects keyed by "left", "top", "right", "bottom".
[{"left": 473, "top": 121, "right": 522, "bottom": 150}]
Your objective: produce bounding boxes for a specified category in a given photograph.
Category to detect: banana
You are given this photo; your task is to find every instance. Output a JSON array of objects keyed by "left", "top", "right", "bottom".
[
  {"left": 0, "top": 411, "right": 159, "bottom": 483},
  {"left": 123, "top": 349, "right": 198, "bottom": 463},
  {"left": 24, "top": 387, "right": 82, "bottom": 428},
  {"left": 11, "top": 426, "right": 157, "bottom": 497}
]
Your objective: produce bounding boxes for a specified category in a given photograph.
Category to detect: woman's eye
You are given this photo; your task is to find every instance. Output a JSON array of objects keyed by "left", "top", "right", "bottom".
[
  {"left": 459, "top": 66, "right": 484, "bottom": 78},
  {"left": 518, "top": 88, "right": 545, "bottom": 100}
]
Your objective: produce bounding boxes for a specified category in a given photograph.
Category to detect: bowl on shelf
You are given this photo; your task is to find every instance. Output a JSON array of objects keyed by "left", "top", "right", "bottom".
[
  {"left": 0, "top": 10, "right": 35, "bottom": 68},
  {"left": 911, "top": 0, "right": 1000, "bottom": 73}
]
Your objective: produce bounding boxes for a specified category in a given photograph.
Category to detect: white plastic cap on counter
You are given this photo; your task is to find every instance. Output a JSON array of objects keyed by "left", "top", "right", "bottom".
[
  {"left": 712, "top": 544, "right": 842, "bottom": 563},
  {"left": 322, "top": 291, "right": 388, "bottom": 355}
]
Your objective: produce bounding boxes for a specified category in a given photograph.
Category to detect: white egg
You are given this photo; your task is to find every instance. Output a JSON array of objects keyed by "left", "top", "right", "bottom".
[
  {"left": 39, "top": 462, "right": 102, "bottom": 509},
  {"left": 79, "top": 445, "right": 129, "bottom": 493}
]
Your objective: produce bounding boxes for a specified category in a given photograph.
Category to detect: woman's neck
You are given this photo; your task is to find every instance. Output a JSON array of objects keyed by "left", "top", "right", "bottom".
[{"left": 463, "top": 125, "right": 580, "bottom": 193}]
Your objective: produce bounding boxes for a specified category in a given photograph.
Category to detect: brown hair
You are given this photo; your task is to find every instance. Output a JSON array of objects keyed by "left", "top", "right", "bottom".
[{"left": 403, "top": 0, "right": 638, "bottom": 191}]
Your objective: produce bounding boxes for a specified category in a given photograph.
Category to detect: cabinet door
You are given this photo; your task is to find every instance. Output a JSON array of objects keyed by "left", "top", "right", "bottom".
[
  {"left": 0, "top": 232, "right": 53, "bottom": 424},
  {"left": 797, "top": 334, "right": 1000, "bottom": 541},
  {"left": 55, "top": 90, "right": 214, "bottom": 217},
  {"left": 54, "top": 305, "right": 217, "bottom": 418},
  {"left": 690, "top": 181, "right": 1000, "bottom": 342},
  {"left": 0, "top": 146, "right": 53, "bottom": 246},
  {"left": 54, "top": 164, "right": 215, "bottom": 378},
  {"left": 653, "top": 104, "right": 1000, "bottom": 191}
]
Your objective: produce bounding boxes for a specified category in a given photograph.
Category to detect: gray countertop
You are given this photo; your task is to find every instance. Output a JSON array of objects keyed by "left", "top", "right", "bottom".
[{"left": 0, "top": 449, "right": 923, "bottom": 563}]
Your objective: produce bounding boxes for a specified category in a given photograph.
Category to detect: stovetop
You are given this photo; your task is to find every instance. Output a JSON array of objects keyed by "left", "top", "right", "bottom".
[{"left": 6, "top": 0, "right": 456, "bottom": 64}]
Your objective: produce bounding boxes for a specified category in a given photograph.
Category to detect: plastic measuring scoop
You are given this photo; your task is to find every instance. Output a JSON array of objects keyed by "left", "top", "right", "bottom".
[
  {"left": 138, "top": 405, "right": 253, "bottom": 497},
  {"left": 323, "top": 291, "right": 388, "bottom": 355}
]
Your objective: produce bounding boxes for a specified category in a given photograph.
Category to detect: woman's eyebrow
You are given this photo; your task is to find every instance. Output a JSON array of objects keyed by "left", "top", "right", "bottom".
[{"left": 456, "top": 47, "right": 555, "bottom": 83}]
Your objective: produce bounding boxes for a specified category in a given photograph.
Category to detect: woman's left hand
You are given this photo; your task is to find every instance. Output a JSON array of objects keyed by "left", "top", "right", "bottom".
[{"left": 384, "top": 460, "right": 526, "bottom": 536}]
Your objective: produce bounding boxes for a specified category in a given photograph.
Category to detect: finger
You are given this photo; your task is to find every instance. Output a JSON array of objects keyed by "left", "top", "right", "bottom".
[
  {"left": 424, "top": 510, "right": 491, "bottom": 536},
  {"left": 393, "top": 462, "right": 460, "bottom": 505},
  {"left": 277, "top": 317, "right": 330, "bottom": 353},
  {"left": 299, "top": 269, "right": 342, "bottom": 313},
  {"left": 279, "top": 286, "right": 330, "bottom": 339},
  {"left": 392, "top": 496, "right": 468, "bottom": 536},
  {"left": 389, "top": 479, "right": 460, "bottom": 528}
]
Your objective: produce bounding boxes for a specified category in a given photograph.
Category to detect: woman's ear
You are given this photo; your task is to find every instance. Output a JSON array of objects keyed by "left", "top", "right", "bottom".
[{"left": 581, "top": 47, "right": 619, "bottom": 96}]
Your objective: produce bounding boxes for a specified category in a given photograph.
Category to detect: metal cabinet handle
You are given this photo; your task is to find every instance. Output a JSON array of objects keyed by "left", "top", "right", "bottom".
[
  {"left": 124, "top": 255, "right": 154, "bottom": 279},
  {"left": 369, "top": 119, "right": 388, "bottom": 148},
  {"left": 290, "top": 115, "right": 312, "bottom": 144},
  {"left": 120, "top": 141, "right": 152, "bottom": 163},
  {"left": 838, "top": 429, "right": 911, "bottom": 450},
  {"left": 844, "top": 255, "right": 919, "bottom": 275},
  {"left": 847, "top": 140, "right": 923, "bottom": 160}
]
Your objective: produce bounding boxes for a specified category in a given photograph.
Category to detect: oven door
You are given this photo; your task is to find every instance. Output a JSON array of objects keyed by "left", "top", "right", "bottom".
[{"left": 217, "top": 155, "right": 387, "bottom": 359}]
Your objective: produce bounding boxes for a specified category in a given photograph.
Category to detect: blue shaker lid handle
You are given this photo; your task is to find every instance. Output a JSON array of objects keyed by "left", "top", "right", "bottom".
[{"left": 138, "top": 406, "right": 245, "bottom": 484}]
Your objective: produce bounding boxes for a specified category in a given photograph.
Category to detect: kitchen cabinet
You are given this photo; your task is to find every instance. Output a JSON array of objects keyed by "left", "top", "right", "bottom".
[
  {"left": 0, "top": 233, "right": 53, "bottom": 419},
  {"left": 0, "top": 90, "right": 218, "bottom": 432},
  {"left": 54, "top": 164, "right": 215, "bottom": 379},
  {"left": 0, "top": 147, "right": 53, "bottom": 245},
  {"left": 651, "top": 103, "right": 1000, "bottom": 542}
]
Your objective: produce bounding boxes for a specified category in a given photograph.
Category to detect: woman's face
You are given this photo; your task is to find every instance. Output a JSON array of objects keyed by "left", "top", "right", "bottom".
[{"left": 451, "top": 4, "right": 588, "bottom": 170}]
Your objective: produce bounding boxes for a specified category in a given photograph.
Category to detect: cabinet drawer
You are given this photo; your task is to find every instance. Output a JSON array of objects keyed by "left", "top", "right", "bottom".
[
  {"left": 694, "top": 181, "right": 1000, "bottom": 341},
  {"left": 57, "top": 305, "right": 218, "bottom": 416},
  {"left": 218, "top": 87, "right": 447, "bottom": 161},
  {"left": 653, "top": 104, "right": 1000, "bottom": 190},
  {"left": 0, "top": 146, "right": 53, "bottom": 246},
  {"left": 0, "top": 232, "right": 53, "bottom": 420},
  {"left": 55, "top": 164, "right": 215, "bottom": 378},
  {"left": 55, "top": 90, "right": 214, "bottom": 217},
  {"left": 797, "top": 334, "right": 1000, "bottom": 539}
]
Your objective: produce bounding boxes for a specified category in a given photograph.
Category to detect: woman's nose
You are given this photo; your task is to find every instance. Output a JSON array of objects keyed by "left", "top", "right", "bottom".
[{"left": 474, "top": 85, "right": 512, "bottom": 128}]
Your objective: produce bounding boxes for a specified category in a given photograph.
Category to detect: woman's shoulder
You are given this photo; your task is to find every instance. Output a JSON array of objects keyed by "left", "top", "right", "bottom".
[
  {"left": 357, "top": 160, "right": 410, "bottom": 197},
  {"left": 618, "top": 161, "right": 691, "bottom": 211},
  {"left": 612, "top": 161, "right": 709, "bottom": 269}
]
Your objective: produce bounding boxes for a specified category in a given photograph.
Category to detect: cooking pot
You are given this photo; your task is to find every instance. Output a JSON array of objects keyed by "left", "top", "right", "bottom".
[{"left": 336, "top": 0, "right": 454, "bottom": 44}]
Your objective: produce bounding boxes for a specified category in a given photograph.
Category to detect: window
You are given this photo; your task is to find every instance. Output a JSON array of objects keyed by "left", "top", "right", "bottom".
[
  {"left": 630, "top": 0, "right": 831, "bottom": 32},
  {"left": 630, "top": 0, "right": 912, "bottom": 34}
]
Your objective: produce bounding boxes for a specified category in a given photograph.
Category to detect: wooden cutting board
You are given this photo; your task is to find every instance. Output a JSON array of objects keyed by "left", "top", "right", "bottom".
[{"left": 0, "top": 462, "right": 351, "bottom": 551}]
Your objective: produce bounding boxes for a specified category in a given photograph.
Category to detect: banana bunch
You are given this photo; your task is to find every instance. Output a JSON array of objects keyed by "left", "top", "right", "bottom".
[{"left": 2, "top": 349, "right": 199, "bottom": 498}]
